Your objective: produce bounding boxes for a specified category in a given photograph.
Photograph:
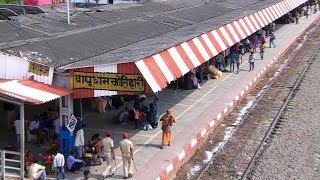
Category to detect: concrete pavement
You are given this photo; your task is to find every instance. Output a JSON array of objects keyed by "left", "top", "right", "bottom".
[{"left": 62, "top": 12, "right": 320, "bottom": 180}]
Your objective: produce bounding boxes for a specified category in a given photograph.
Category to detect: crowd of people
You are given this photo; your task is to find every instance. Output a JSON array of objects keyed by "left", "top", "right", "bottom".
[
  {"left": 25, "top": 107, "right": 177, "bottom": 180},
  {"left": 22, "top": 2, "right": 320, "bottom": 179},
  {"left": 113, "top": 94, "right": 160, "bottom": 131},
  {"left": 26, "top": 108, "right": 61, "bottom": 146}
]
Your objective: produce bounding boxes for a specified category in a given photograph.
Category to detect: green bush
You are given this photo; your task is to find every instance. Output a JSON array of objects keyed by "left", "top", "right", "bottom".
[{"left": 0, "top": 0, "right": 21, "bottom": 4}]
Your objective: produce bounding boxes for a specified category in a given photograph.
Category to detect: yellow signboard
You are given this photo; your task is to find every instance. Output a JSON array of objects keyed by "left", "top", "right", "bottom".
[
  {"left": 28, "top": 62, "right": 50, "bottom": 77},
  {"left": 71, "top": 72, "right": 145, "bottom": 92}
]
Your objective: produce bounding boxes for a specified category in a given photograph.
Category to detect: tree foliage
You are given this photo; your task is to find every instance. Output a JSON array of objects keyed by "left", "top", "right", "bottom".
[{"left": 0, "top": 0, "right": 21, "bottom": 4}]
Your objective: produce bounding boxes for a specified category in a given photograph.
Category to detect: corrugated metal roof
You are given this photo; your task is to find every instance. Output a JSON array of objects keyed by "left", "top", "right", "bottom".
[
  {"left": 0, "top": 0, "right": 287, "bottom": 68},
  {"left": 0, "top": 78, "right": 71, "bottom": 104}
]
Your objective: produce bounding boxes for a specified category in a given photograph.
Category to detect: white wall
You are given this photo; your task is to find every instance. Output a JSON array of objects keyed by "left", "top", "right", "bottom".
[{"left": 0, "top": 53, "right": 54, "bottom": 84}]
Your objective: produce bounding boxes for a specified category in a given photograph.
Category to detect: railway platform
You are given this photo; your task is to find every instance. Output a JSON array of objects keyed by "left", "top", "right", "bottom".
[{"left": 65, "top": 12, "right": 320, "bottom": 180}]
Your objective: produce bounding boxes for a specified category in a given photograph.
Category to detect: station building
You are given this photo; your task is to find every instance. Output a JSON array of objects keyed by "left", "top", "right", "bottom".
[{"left": 0, "top": 0, "right": 309, "bottom": 178}]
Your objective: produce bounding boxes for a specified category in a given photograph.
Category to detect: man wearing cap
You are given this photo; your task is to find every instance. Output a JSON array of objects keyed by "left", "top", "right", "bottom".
[
  {"left": 101, "top": 130, "right": 115, "bottom": 178},
  {"left": 120, "top": 133, "right": 134, "bottom": 179},
  {"left": 160, "top": 109, "right": 176, "bottom": 149}
]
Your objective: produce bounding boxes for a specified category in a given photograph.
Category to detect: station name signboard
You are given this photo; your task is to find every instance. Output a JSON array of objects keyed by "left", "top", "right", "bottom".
[
  {"left": 71, "top": 72, "right": 145, "bottom": 92},
  {"left": 28, "top": 62, "right": 50, "bottom": 77}
]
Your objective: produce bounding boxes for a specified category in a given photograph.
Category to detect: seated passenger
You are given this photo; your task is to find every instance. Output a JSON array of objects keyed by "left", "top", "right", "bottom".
[
  {"left": 119, "top": 107, "right": 129, "bottom": 125},
  {"left": 28, "top": 160, "right": 46, "bottom": 180},
  {"left": 67, "top": 150, "right": 84, "bottom": 172},
  {"left": 189, "top": 72, "right": 199, "bottom": 89}
]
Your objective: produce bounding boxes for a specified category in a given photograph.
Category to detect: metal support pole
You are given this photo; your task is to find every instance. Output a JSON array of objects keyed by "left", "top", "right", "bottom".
[
  {"left": 80, "top": 98, "right": 83, "bottom": 118},
  {"left": 66, "top": 0, "right": 70, "bottom": 24},
  {"left": 1, "top": 150, "right": 5, "bottom": 179},
  {"left": 20, "top": 104, "right": 24, "bottom": 179}
]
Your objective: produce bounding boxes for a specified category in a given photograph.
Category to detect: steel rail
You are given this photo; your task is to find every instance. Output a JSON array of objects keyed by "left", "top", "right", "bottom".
[
  {"left": 196, "top": 20, "right": 320, "bottom": 180},
  {"left": 241, "top": 32, "right": 320, "bottom": 180}
]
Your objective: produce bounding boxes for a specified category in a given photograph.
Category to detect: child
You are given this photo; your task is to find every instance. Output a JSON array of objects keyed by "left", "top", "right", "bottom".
[
  {"left": 259, "top": 43, "right": 266, "bottom": 60},
  {"left": 249, "top": 52, "right": 255, "bottom": 71}
]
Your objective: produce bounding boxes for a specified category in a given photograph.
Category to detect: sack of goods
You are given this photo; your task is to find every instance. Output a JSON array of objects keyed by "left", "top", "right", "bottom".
[{"left": 207, "top": 65, "right": 222, "bottom": 79}]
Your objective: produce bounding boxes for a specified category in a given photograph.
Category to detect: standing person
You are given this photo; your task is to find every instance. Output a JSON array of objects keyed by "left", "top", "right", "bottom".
[
  {"left": 53, "top": 150, "right": 65, "bottom": 180},
  {"left": 261, "top": 29, "right": 267, "bottom": 40},
  {"left": 53, "top": 116, "right": 61, "bottom": 136},
  {"left": 253, "top": 35, "right": 259, "bottom": 52},
  {"left": 84, "top": 170, "right": 91, "bottom": 180},
  {"left": 29, "top": 116, "right": 45, "bottom": 145},
  {"left": 101, "top": 130, "right": 115, "bottom": 178},
  {"left": 120, "top": 133, "right": 134, "bottom": 179},
  {"left": 150, "top": 96, "right": 160, "bottom": 128},
  {"left": 236, "top": 52, "right": 243, "bottom": 74},
  {"left": 28, "top": 160, "right": 47, "bottom": 180},
  {"left": 229, "top": 51, "right": 236, "bottom": 72},
  {"left": 271, "top": 22, "right": 276, "bottom": 32},
  {"left": 74, "top": 124, "right": 85, "bottom": 158},
  {"left": 259, "top": 42, "right": 266, "bottom": 60},
  {"left": 295, "top": 11, "right": 300, "bottom": 24},
  {"left": 269, "top": 31, "right": 276, "bottom": 48},
  {"left": 249, "top": 52, "right": 256, "bottom": 71},
  {"left": 160, "top": 109, "right": 176, "bottom": 149},
  {"left": 305, "top": 6, "right": 309, "bottom": 18},
  {"left": 67, "top": 150, "right": 84, "bottom": 172},
  {"left": 13, "top": 116, "right": 21, "bottom": 150}
]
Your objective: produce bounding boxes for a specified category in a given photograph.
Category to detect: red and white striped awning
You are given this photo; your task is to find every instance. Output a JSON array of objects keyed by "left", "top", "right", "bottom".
[
  {"left": 0, "top": 78, "right": 71, "bottom": 104},
  {"left": 135, "top": 0, "right": 306, "bottom": 92}
]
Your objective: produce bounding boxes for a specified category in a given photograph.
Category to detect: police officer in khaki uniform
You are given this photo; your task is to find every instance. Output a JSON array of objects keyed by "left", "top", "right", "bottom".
[
  {"left": 120, "top": 132, "right": 133, "bottom": 179},
  {"left": 101, "top": 130, "right": 115, "bottom": 178}
]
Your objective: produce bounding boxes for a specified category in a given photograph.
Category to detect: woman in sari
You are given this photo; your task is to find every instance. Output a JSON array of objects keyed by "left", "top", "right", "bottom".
[
  {"left": 150, "top": 96, "right": 160, "bottom": 128},
  {"left": 160, "top": 109, "right": 175, "bottom": 149}
]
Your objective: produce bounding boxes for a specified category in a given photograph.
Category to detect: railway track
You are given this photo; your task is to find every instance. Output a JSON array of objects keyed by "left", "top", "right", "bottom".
[
  {"left": 240, "top": 30, "right": 320, "bottom": 180},
  {"left": 174, "top": 19, "right": 320, "bottom": 180},
  {"left": 194, "top": 21, "right": 320, "bottom": 180}
]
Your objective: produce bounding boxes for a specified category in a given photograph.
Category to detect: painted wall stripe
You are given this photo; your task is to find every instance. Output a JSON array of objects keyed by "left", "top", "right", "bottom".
[
  {"left": 153, "top": 54, "right": 175, "bottom": 83},
  {"left": 219, "top": 27, "right": 234, "bottom": 46},
  {"left": 224, "top": 107, "right": 228, "bottom": 114},
  {"left": 178, "top": 150, "right": 185, "bottom": 161},
  {"left": 226, "top": 23, "right": 240, "bottom": 42},
  {"left": 217, "top": 113, "right": 222, "bottom": 120},
  {"left": 253, "top": 12, "right": 264, "bottom": 28},
  {"left": 166, "top": 163, "right": 174, "bottom": 174},
  {"left": 191, "top": 139, "right": 197, "bottom": 148},
  {"left": 201, "top": 129, "right": 207, "bottom": 137},
  {"left": 262, "top": 9, "right": 272, "bottom": 23},
  {"left": 209, "top": 120, "right": 215, "bottom": 128},
  {"left": 257, "top": 11, "right": 268, "bottom": 26},
  {"left": 244, "top": 16, "right": 256, "bottom": 33},
  {"left": 265, "top": 8, "right": 275, "bottom": 21},
  {"left": 249, "top": 14, "right": 260, "bottom": 30},
  {"left": 135, "top": 61, "right": 161, "bottom": 92},
  {"left": 192, "top": 37, "right": 211, "bottom": 61},
  {"left": 168, "top": 47, "right": 190, "bottom": 75},
  {"left": 201, "top": 34, "right": 219, "bottom": 56},
  {"left": 232, "top": 21, "right": 246, "bottom": 39},
  {"left": 229, "top": 101, "right": 233, "bottom": 108},
  {"left": 211, "top": 30, "right": 227, "bottom": 51},
  {"left": 181, "top": 42, "right": 201, "bottom": 67},
  {"left": 239, "top": 18, "right": 251, "bottom": 36}
]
